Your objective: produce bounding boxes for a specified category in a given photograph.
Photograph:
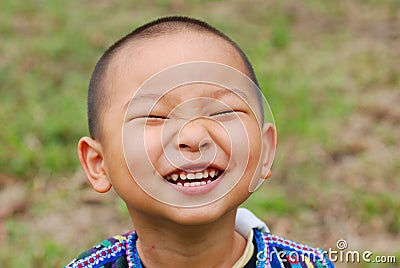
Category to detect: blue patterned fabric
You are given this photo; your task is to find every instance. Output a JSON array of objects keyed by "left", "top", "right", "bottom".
[{"left": 65, "top": 229, "right": 334, "bottom": 268}]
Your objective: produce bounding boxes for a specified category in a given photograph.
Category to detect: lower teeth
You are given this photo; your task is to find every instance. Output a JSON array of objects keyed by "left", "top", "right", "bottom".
[{"left": 176, "top": 179, "right": 213, "bottom": 187}]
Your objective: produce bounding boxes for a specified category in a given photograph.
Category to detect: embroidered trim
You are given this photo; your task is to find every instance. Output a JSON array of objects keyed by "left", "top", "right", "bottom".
[
  {"left": 126, "top": 232, "right": 143, "bottom": 268},
  {"left": 254, "top": 229, "right": 271, "bottom": 268},
  {"left": 66, "top": 230, "right": 334, "bottom": 268},
  {"left": 65, "top": 234, "right": 131, "bottom": 268},
  {"left": 261, "top": 232, "right": 328, "bottom": 266}
]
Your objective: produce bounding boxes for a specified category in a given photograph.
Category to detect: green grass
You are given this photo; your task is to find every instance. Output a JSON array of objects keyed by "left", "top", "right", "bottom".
[
  {"left": 0, "top": 0, "right": 357, "bottom": 178},
  {"left": 1, "top": 0, "right": 399, "bottom": 267},
  {"left": 1, "top": 219, "right": 72, "bottom": 267}
]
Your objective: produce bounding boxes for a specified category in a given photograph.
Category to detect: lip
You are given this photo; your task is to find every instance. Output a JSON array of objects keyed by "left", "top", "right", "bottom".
[
  {"left": 161, "top": 161, "right": 226, "bottom": 196},
  {"left": 164, "top": 172, "right": 223, "bottom": 195},
  {"left": 168, "top": 162, "right": 222, "bottom": 174}
]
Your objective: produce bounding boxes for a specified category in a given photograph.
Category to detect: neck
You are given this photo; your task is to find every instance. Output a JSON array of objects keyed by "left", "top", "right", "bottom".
[{"left": 129, "top": 209, "right": 246, "bottom": 268}]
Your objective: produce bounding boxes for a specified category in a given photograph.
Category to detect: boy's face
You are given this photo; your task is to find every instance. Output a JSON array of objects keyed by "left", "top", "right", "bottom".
[{"left": 91, "top": 32, "right": 276, "bottom": 224}]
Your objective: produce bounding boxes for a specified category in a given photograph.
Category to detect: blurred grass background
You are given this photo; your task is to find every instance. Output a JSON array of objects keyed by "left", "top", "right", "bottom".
[{"left": 0, "top": 0, "right": 399, "bottom": 267}]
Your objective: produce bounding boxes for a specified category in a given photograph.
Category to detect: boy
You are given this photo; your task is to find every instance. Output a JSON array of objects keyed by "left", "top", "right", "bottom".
[{"left": 66, "top": 16, "right": 334, "bottom": 267}]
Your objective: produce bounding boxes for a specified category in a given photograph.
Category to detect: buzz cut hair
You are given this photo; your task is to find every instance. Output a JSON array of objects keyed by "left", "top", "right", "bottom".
[{"left": 88, "top": 16, "right": 259, "bottom": 139}]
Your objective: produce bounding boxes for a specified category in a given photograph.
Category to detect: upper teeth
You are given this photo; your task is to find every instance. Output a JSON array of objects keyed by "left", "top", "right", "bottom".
[
  {"left": 165, "top": 168, "right": 219, "bottom": 181},
  {"left": 209, "top": 170, "right": 215, "bottom": 177}
]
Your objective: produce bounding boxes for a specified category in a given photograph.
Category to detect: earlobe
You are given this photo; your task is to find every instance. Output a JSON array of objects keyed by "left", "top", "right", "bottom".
[
  {"left": 264, "top": 170, "right": 272, "bottom": 179},
  {"left": 78, "top": 137, "right": 112, "bottom": 193},
  {"left": 261, "top": 123, "right": 277, "bottom": 179}
]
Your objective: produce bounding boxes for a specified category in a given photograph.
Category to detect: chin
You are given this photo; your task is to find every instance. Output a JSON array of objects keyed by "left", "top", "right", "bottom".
[
  {"left": 176, "top": 210, "right": 219, "bottom": 226},
  {"left": 166, "top": 199, "right": 238, "bottom": 226}
]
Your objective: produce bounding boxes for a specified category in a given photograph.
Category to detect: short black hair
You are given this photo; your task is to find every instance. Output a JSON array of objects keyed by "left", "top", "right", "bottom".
[{"left": 88, "top": 16, "right": 260, "bottom": 139}]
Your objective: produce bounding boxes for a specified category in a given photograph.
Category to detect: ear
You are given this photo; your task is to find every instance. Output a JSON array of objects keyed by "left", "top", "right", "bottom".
[
  {"left": 78, "top": 136, "right": 112, "bottom": 193},
  {"left": 260, "top": 123, "right": 277, "bottom": 179}
]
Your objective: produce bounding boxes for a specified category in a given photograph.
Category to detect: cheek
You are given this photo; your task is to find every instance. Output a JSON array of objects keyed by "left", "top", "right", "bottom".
[
  {"left": 125, "top": 125, "right": 169, "bottom": 179},
  {"left": 249, "top": 129, "right": 262, "bottom": 157},
  {"left": 103, "top": 141, "right": 132, "bottom": 190},
  {"left": 122, "top": 123, "right": 159, "bottom": 182},
  {"left": 105, "top": 127, "right": 156, "bottom": 206},
  {"left": 209, "top": 124, "right": 231, "bottom": 154},
  {"left": 240, "top": 120, "right": 263, "bottom": 175},
  {"left": 222, "top": 118, "right": 262, "bottom": 159},
  {"left": 143, "top": 127, "right": 164, "bottom": 168}
]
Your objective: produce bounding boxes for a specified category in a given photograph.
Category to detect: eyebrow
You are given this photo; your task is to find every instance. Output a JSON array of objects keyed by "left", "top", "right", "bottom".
[
  {"left": 122, "top": 87, "right": 250, "bottom": 111},
  {"left": 123, "top": 93, "right": 170, "bottom": 112},
  {"left": 218, "top": 88, "right": 250, "bottom": 102}
]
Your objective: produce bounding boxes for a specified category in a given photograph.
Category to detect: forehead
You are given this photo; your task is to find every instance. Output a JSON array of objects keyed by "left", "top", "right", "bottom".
[
  {"left": 126, "top": 83, "right": 255, "bottom": 112},
  {"left": 107, "top": 32, "right": 250, "bottom": 108}
]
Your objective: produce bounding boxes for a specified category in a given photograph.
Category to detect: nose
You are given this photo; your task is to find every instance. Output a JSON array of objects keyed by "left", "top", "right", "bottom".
[{"left": 178, "top": 119, "right": 212, "bottom": 152}]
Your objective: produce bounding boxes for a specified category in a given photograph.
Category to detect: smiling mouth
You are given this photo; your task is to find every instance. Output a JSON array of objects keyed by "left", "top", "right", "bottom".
[{"left": 164, "top": 168, "right": 222, "bottom": 187}]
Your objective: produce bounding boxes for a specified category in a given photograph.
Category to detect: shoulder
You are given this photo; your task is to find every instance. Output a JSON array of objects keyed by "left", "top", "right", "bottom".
[
  {"left": 253, "top": 229, "right": 335, "bottom": 267},
  {"left": 64, "top": 232, "right": 134, "bottom": 268}
]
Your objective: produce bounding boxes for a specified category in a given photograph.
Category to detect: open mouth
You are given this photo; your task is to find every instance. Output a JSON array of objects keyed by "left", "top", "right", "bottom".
[{"left": 164, "top": 168, "right": 223, "bottom": 187}]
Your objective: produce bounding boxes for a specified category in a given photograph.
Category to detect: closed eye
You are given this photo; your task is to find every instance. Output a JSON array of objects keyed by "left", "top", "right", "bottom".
[
  {"left": 125, "top": 114, "right": 169, "bottom": 124},
  {"left": 138, "top": 115, "right": 168, "bottom": 126},
  {"left": 144, "top": 115, "right": 170, "bottom": 124},
  {"left": 147, "top": 115, "right": 168, "bottom": 120},
  {"left": 209, "top": 110, "right": 245, "bottom": 121},
  {"left": 210, "top": 110, "right": 235, "bottom": 117}
]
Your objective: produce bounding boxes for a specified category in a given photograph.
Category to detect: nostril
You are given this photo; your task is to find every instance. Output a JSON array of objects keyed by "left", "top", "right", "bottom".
[
  {"left": 178, "top": 138, "right": 212, "bottom": 151},
  {"left": 177, "top": 121, "right": 213, "bottom": 151},
  {"left": 199, "top": 138, "right": 212, "bottom": 150},
  {"left": 179, "top": 144, "right": 191, "bottom": 150},
  {"left": 200, "top": 143, "right": 209, "bottom": 150}
]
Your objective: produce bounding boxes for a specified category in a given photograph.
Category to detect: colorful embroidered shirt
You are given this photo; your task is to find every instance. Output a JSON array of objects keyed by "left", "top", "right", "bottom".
[{"left": 65, "top": 229, "right": 334, "bottom": 267}]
